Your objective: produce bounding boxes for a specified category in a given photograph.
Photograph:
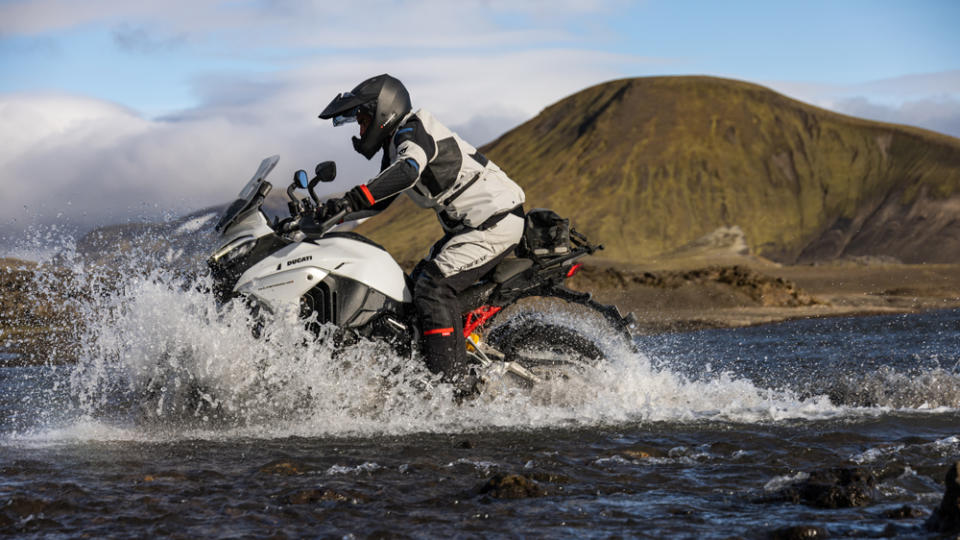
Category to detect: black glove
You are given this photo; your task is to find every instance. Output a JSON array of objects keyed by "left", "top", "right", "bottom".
[
  {"left": 317, "top": 186, "right": 372, "bottom": 221},
  {"left": 344, "top": 185, "right": 373, "bottom": 211},
  {"left": 318, "top": 197, "right": 351, "bottom": 222}
]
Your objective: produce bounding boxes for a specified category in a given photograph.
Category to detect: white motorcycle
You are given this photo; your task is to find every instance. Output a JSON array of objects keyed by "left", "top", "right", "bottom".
[{"left": 207, "top": 155, "right": 634, "bottom": 388}]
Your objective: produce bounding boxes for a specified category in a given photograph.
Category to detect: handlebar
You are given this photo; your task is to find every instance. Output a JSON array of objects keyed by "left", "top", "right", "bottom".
[
  {"left": 278, "top": 206, "right": 348, "bottom": 237},
  {"left": 280, "top": 219, "right": 300, "bottom": 233},
  {"left": 318, "top": 208, "right": 349, "bottom": 231}
]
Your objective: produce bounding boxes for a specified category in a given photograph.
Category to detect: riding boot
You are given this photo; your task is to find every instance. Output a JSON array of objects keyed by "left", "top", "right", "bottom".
[
  {"left": 420, "top": 327, "right": 467, "bottom": 382},
  {"left": 414, "top": 262, "right": 468, "bottom": 383}
]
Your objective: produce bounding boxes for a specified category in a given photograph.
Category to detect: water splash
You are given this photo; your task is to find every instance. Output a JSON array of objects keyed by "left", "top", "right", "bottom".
[
  {"left": 4, "top": 222, "right": 958, "bottom": 443},
  {"left": 821, "top": 366, "right": 960, "bottom": 409}
]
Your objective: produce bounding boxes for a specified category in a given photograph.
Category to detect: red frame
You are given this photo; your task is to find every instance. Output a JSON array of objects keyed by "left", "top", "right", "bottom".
[{"left": 462, "top": 305, "right": 502, "bottom": 337}]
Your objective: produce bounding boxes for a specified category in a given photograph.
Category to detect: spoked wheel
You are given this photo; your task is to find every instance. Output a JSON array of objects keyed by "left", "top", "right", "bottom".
[
  {"left": 484, "top": 286, "right": 635, "bottom": 380},
  {"left": 488, "top": 318, "right": 603, "bottom": 375}
]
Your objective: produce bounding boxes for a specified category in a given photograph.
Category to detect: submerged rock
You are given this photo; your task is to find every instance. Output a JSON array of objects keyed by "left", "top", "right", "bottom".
[
  {"left": 883, "top": 504, "right": 925, "bottom": 519},
  {"left": 477, "top": 474, "right": 547, "bottom": 499},
  {"left": 766, "top": 524, "right": 828, "bottom": 539},
  {"left": 621, "top": 444, "right": 667, "bottom": 460},
  {"left": 926, "top": 461, "right": 960, "bottom": 534},
  {"left": 279, "top": 488, "right": 364, "bottom": 505},
  {"left": 758, "top": 467, "right": 878, "bottom": 509},
  {"left": 258, "top": 461, "right": 308, "bottom": 476}
]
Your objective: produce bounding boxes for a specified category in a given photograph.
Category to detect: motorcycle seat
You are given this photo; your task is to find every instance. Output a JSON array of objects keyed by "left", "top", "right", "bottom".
[{"left": 491, "top": 257, "right": 533, "bottom": 284}]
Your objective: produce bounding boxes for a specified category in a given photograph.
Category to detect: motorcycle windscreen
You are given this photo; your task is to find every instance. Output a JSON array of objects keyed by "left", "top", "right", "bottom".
[{"left": 215, "top": 155, "right": 280, "bottom": 232}]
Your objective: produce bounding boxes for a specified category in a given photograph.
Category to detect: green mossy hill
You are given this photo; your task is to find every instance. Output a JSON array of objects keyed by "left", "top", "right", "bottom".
[{"left": 355, "top": 76, "right": 960, "bottom": 265}]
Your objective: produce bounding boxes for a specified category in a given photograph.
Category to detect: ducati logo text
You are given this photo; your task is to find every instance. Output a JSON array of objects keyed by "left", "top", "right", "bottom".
[{"left": 287, "top": 255, "right": 313, "bottom": 267}]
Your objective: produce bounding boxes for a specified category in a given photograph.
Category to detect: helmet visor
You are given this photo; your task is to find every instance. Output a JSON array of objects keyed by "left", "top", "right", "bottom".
[{"left": 332, "top": 106, "right": 359, "bottom": 126}]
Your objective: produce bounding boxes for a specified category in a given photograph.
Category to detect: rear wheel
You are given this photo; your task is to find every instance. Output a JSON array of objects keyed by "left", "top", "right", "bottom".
[
  {"left": 487, "top": 318, "right": 603, "bottom": 377},
  {"left": 484, "top": 287, "right": 635, "bottom": 380}
]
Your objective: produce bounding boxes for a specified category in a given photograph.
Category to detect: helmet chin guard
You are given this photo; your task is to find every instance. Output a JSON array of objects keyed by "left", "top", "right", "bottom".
[{"left": 320, "top": 74, "right": 412, "bottom": 160}]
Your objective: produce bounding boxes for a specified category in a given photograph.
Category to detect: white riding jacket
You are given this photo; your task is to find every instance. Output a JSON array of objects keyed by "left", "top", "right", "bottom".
[{"left": 360, "top": 109, "right": 525, "bottom": 232}]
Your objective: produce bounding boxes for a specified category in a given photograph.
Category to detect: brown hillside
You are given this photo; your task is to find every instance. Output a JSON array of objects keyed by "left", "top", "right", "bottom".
[{"left": 355, "top": 76, "right": 960, "bottom": 265}]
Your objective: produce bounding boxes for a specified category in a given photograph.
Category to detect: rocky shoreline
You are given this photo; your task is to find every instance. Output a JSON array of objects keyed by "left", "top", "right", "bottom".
[
  {"left": 570, "top": 259, "right": 960, "bottom": 334},
  {"left": 0, "top": 258, "right": 80, "bottom": 365}
]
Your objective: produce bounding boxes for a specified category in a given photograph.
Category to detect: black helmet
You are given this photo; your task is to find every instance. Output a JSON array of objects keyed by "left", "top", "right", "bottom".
[{"left": 319, "top": 74, "right": 412, "bottom": 160}]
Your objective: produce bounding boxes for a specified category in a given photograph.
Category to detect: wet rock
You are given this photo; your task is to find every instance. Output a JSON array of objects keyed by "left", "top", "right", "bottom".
[
  {"left": 223, "top": 506, "right": 245, "bottom": 517},
  {"left": 883, "top": 504, "right": 925, "bottom": 519},
  {"left": 926, "top": 461, "right": 960, "bottom": 534},
  {"left": 0, "top": 496, "right": 66, "bottom": 533},
  {"left": 279, "top": 488, "right": 363, "bottom": 505},
  {"left": 140, "top": 470, "right": 189, "bottom": 483},
  {"left": 527, "top": 471, "right": 571, "bottom": 484},
  {"left": 258, "top": 461, "right": 307, "bottom": 476},
  {"left": 878, "top": 523, "right": 912, "bottom": 537},
  {"left": 5, "top": 495, "right": 49, "bottom": 517},
  {"left": 478, "top": 474, "right": 547, "bottom": 499},
  {"left": 11, "top": 514, "right": 62, "bottom": 533},
  {"left": 766, "top": 525, "right": 828, "bottom": 539},
  {"left": 870, "top": 461, "right": 907, "bottom": 482},
  {"left": 622, "top": 444, "right": 667, "bottom": 460},
  {"left": 759, "top": 467, "right": 877, "bottom": 509}
]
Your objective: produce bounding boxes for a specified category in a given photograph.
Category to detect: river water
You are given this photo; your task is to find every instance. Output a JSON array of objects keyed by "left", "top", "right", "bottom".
[{"left": 1, "top": 239, "right": 959, "bottom": 537}]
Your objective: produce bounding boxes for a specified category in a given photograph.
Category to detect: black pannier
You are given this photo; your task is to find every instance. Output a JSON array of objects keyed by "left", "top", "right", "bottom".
[{"left": 517, "top": 208, "right": 572, "bottom": 259}]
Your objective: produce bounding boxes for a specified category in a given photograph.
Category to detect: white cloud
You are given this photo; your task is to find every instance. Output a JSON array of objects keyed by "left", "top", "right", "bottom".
[
  {"left": 763, "top": 70, "right": 960, "bottom": 138},
  {"left": 1, "top": 0, "right": 640, "bottom": 250},
  {"left": 851, "top": 70, "right": 960, "bottom": 98},
  {"left": 288, "top": 48, "right": 637, "bottom": 123},
  {"left": 830, "top": 96, "right": 960, "bottom": 139},
  {"left": 112, "top": 23, "right": 187, "bottom": 54},
  {"left": 0, "top": 0, "right": 200, "bottom": 34},
  {"left": 0, "top": 93, "right": 145, "bottom": 157},
  {"left": 0, "top": 45, "right": 636, "bottom": 246},
  {"left": 450, "top": 108, "right": 530, "bottom": 147},
  {"left": 0, "top": 93, "right": 316, "bottom": 231},
  {"left": 0, "top": 0, "right": 611, "bottom": 50}
]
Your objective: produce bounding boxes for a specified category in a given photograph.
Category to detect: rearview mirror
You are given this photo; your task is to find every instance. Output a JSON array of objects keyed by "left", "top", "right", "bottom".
[
  {"left": 294, "top": 169, "right": 309, "bottom": 189},
  {"left": 314, "top": 161, "right": 336, "bottom": 183}
]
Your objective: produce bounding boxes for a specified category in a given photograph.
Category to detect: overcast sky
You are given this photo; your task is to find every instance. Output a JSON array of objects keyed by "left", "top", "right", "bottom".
[{"left": 1, "top": 0, "right": 959, "bottom": 255}]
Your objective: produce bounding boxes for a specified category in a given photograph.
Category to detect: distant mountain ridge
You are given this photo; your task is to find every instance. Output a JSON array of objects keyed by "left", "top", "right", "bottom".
[{"left": 355, "top": 76, "right": 960, "bottom": 265}]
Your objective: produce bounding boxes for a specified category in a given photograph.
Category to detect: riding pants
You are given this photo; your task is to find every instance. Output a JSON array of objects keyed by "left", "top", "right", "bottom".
[{"left": 412, "top": 212, "right": 525, "bottom": 381}]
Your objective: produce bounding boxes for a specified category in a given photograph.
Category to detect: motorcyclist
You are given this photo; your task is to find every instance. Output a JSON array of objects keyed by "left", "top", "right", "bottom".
[{"left": 318, "top": 74, "right": 525, "bottom": 390}]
